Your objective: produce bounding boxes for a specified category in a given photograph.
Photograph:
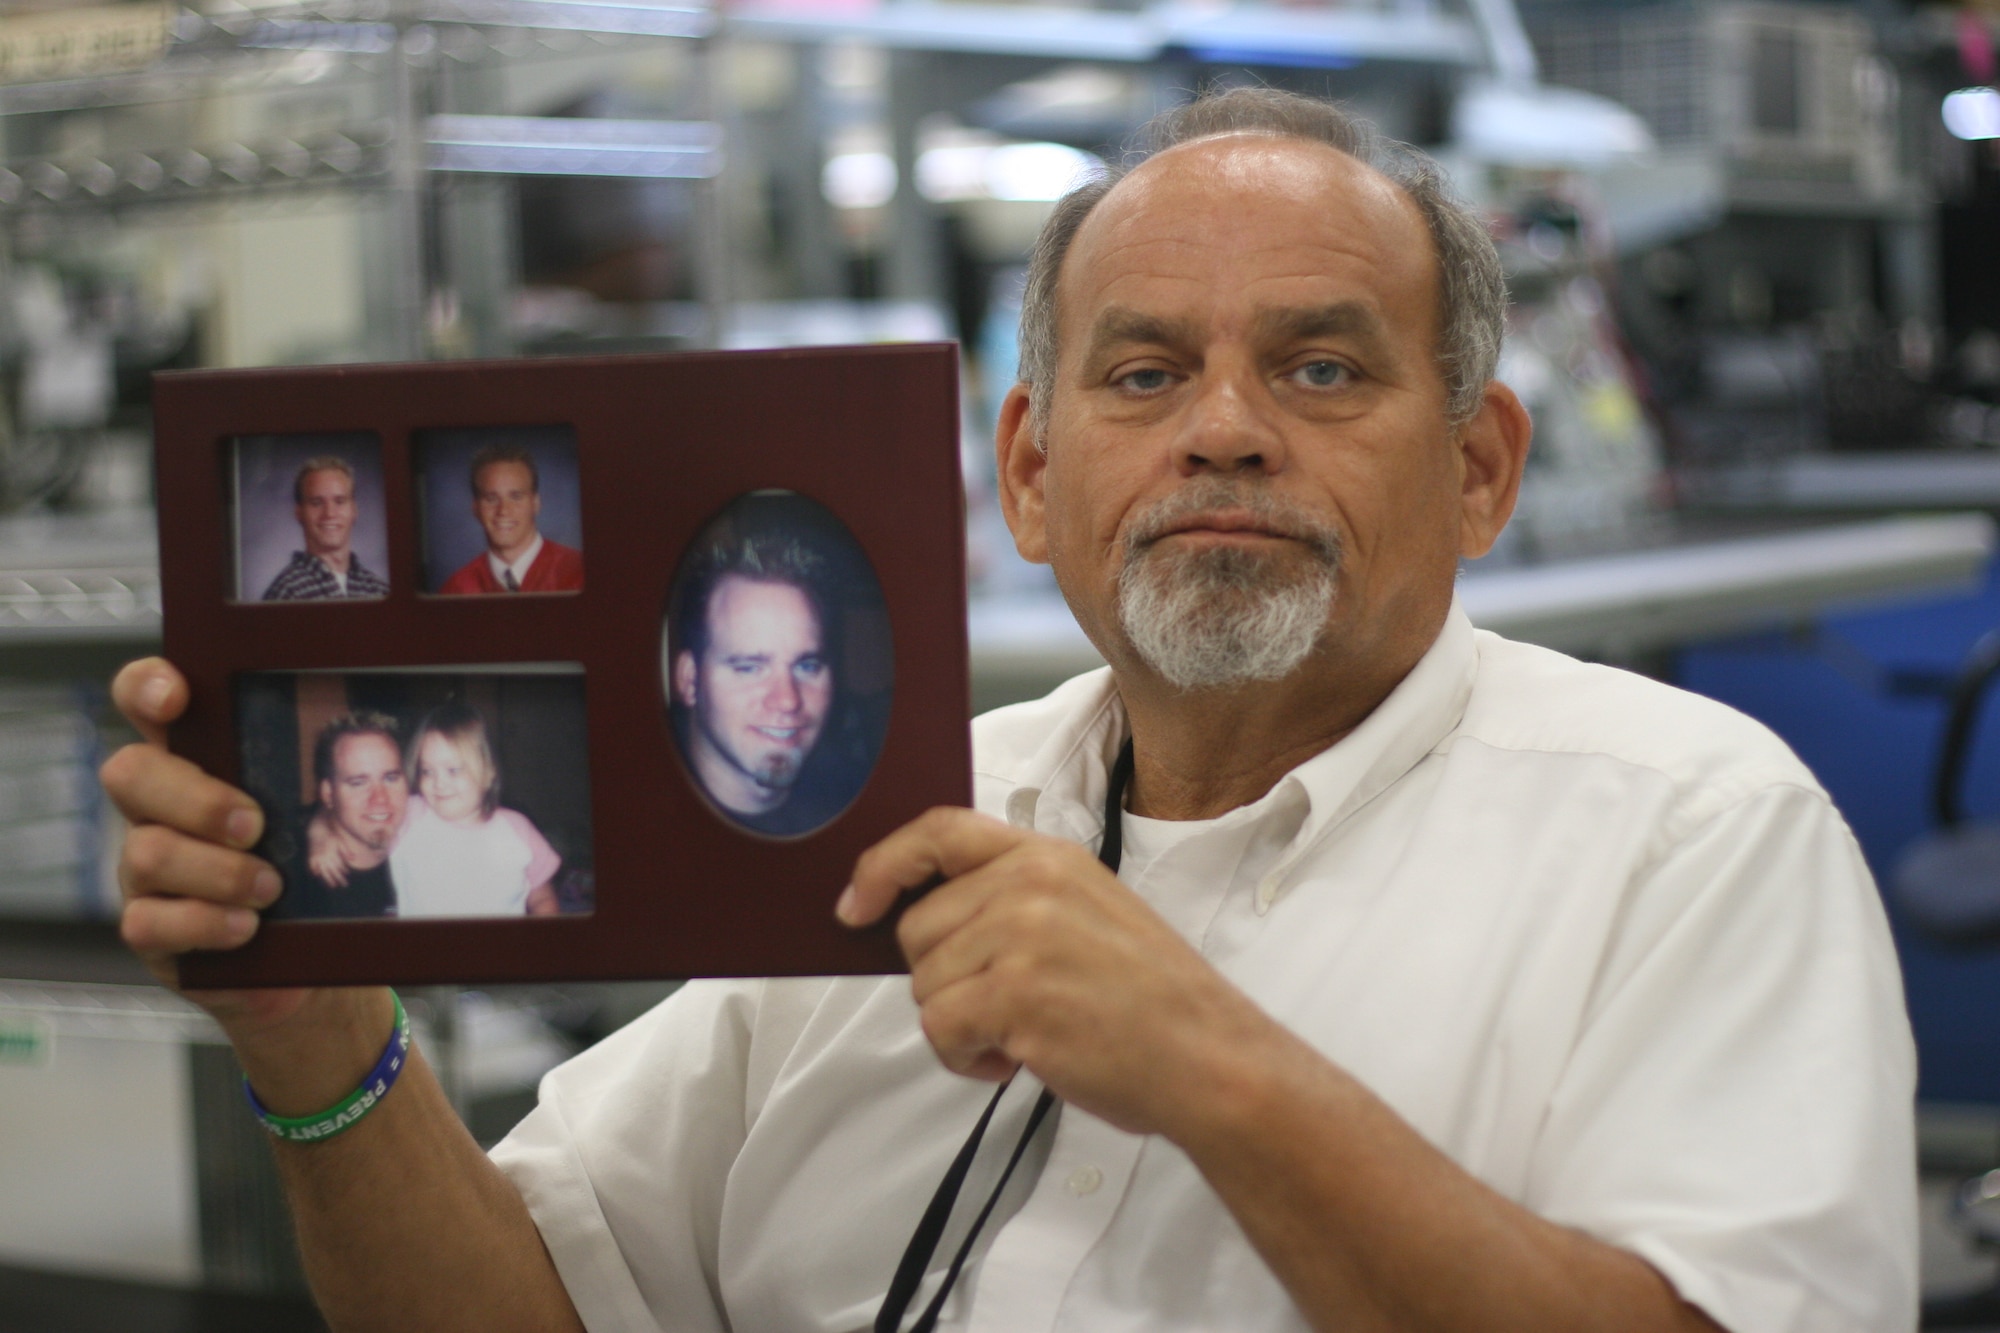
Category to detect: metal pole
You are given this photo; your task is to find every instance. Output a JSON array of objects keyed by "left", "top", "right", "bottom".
[
  {"left": 692, "top": 29, "right": 732, "bottom": 349},
  {"left": 388, "top": 16, "right": 433, "bottom": 361},
  {"left": 885, "top": 48, "right": 939, "bottom": 307}
]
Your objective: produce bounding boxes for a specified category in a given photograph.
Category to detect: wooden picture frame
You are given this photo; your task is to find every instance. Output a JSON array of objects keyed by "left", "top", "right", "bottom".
[{"left": 155, "top": 345, "right": 968, "bottom": 986}]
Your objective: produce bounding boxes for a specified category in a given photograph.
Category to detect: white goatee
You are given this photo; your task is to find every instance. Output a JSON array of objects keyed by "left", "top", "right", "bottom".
[{"left": 1115, "top": 479, "right": 1341, "bottom": 692}]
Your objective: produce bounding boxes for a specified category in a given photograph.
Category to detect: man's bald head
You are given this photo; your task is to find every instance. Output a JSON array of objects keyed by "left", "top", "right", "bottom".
[{"left": 1017, "top": 88, "right": 1505, "bottom": 433}]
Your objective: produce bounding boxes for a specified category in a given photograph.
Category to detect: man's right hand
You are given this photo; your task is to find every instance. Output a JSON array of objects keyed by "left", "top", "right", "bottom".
[{"left": 100, "top": 657, "right": 314, "bottom": 1036}]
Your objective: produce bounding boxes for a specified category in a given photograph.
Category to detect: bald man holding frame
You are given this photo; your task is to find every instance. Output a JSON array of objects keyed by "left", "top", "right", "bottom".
[{"left": 103, "top": 90, "right": 1915, "bottom": 1333}]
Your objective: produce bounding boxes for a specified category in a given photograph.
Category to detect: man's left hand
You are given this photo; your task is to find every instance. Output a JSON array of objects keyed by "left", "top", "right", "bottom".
[{"left": 840, "top": 806, "right": 1283, "bottom": 1140}]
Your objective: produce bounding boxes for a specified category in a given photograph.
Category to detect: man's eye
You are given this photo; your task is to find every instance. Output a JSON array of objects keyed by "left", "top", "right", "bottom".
[
  {"left": 1118, "top": 368, "right": 1172, "bottom": 392},
  {"left": 797, "top": 659, "right": 828, "bottom": 678},
  {"left": 1289, "top": 361, "right": 1350, "bottom": 388}
]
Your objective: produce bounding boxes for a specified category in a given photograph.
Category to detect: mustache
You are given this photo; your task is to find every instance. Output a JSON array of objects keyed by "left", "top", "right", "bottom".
[{"left": 1121, "top": 479, "right": 1342, "bottom": 566}]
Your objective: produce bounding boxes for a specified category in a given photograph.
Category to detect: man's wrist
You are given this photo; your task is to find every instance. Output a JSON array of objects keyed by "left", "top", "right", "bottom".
[
  {"left": 231, "top": 986, "right": 401, "bottom": 1119},
  {"left": 1157, "top": 1009, "right": 1357, "bottom": 1165}
]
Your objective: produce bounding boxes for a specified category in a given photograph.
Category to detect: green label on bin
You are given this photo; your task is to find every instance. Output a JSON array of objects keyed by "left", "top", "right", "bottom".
[{"left": 0, "top": 1013, "right": 53, "bottom": 1066}]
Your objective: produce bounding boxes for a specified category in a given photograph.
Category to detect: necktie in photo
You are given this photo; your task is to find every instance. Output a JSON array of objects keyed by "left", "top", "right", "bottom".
[{"left": 502, "top": 568, "right": 520, "bottom": 592}]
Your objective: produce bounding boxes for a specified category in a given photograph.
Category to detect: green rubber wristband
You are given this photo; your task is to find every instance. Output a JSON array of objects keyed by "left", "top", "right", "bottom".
[{"left": 244, "top": 992, "right": 410, "bottom": 1144}]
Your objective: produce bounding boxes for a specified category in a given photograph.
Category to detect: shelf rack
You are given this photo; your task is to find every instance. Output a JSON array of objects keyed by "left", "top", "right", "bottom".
[{"left": 726, "top": 0, "right": 1491, "bottom": 69}]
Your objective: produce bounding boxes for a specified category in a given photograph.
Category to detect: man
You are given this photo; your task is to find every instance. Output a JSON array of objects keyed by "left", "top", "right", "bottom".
[
  {"left": 669, "top": 534, "right": 848, "bottom": 835},
  {"left": 437, "top": 442, "right": 584, "bottom": 595},
  {"left": 260, "top": 457, "right": 390, "bottom": 601},
  {"left": 268, "top": 712, "right": 406, "bottom": 920},
  {"left": 102, "top": 89, "right": 1913, "bottom": 1333}
]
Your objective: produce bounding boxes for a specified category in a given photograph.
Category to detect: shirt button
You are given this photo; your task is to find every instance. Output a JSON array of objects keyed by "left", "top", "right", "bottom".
[{"left": 1066, "top": 1166, "right": 1103, "bottom": 1196}]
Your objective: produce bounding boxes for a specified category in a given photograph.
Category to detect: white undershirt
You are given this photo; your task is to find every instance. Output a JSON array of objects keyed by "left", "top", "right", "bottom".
[
  {"left": 317, "top": 556, "right": 348, "bottom": 595},
  {"left": 1117, "top": 799, "right": 1299, "bottom": 946}
]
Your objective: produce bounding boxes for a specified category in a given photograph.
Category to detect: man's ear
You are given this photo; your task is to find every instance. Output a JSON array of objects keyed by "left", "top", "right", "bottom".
[
  {"left": 672, "top": 650, "right": 698, "bottom": 707},
  {"left": 995, "top": 383, "right": 1050, "bottom": 565},
  {"left": 318, "top": 779, "right": 334, "bottom": 810},
  {"left": 1456, "top": 380, "right": 1532, "bottom": 560}
]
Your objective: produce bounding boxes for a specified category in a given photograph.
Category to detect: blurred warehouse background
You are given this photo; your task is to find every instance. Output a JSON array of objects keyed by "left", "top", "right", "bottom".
[{"left": 0, "top": 0, "right": 1999, "bottom": 1325}]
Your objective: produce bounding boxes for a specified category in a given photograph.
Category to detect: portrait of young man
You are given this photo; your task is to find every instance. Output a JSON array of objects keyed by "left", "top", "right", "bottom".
[
  {"left": 434, "top": 439, "right": 585, "bottom": 596},
  {"left": 103, "top": 88, "right": 1915, "bottom": 1333},
  {"left": 259, "top": 455, "right": 392, "bottom": 602},
  {"left": 666, "top": 505, "right": 885, "bottom": 838}
]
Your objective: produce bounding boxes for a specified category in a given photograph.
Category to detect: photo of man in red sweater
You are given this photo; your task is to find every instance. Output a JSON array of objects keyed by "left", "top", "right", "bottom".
[{"left": 438, "top": 440, "right": 585, "bottom": 595}]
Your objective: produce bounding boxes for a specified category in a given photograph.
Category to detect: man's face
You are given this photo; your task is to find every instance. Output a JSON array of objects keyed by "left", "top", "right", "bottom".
[
  {"left": 295, "top": 468, "right": 356, "bottom": 559},
  {"left": 473, "top": 460, "right": 542, "bottom": 560},
  {"left": 674, "top": 576, "right": 832, "bottom": 816},
  {"left": 1007, "top": 136, "right": 1499, "bottom": 691},
  {"left": 319, "top": 733, "right": 409, "bottom": 855}
]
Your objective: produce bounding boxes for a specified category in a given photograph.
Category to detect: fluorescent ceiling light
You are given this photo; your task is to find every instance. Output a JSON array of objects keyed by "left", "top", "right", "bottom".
[
  {"left": 1451, "top": 80, "right": 1655, "bottom": 169},
  {"left": 1943, "top": 87, "right": 2000, "bottom": 141},
  {"left": 823, "top": 151, "right": 897, "bottom": 209},
  {"left": 422, "top": 0, "right": 712, "bottom": 37},
  {"left": 916, "top": 141, "right": 1103, "bottom": 202},
  {"left": 240, "top": 20, "right": 398, "bottom": 52},
  {"left": 427, "top": 115, "right": 721, "bottom": 178}
]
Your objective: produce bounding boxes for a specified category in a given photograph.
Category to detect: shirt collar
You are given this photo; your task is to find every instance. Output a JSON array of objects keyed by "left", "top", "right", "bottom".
[
  {"left": 1003, "top": 601, "right": 1480, "bottom": 878},
  {"left": 488, "top": 533, "right": 544, "bottom": 584}
]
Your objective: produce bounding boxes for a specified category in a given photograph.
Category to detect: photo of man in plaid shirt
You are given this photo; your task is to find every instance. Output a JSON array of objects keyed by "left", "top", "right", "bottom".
[{"left": 262, "top": 455, "right": 391, "bottom": 601}]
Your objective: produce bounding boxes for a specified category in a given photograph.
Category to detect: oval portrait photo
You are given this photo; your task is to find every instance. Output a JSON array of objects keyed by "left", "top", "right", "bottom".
[{"left": 663, "top": 491, "right": 893, "bottom": 838}]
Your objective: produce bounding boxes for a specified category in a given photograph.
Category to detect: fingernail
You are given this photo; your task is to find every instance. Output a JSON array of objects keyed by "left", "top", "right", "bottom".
[
  {"left": 251, "top": 867, "right": 281, "bottom": 906},
  {"left": 141, "top": 675, "right": 173, "bottom": 717},
  {"left": 224, "top": 908, "right": 258, "bottom": 939},
  {"left": 835, "top": 884, "right": 859, "bottom": 925},
  {"left": 225, "top": 807, "right": 259, "bottom": 848}
]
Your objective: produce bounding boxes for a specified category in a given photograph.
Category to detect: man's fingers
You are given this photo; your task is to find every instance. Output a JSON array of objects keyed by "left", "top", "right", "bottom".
[
  {"left": 121, "top": 894, "right": 261, "bottom": 958},
  {"left": 917, "top": 973, "right": 1022, "bottom": 1082},
  {"left": 895, "top": 838, "right": 1096, "bottom": 965},
  {"left": 905, "top": 891, "right": 1008, "bottom": 1002},
  {"left": 121, "top": 824, "right": 281, "bottom": 909},
  {"left": 101, "top": 744, "right": 263, "bottom": 850},
  {"left": 110, "top": 657, "right": 189, "bottom": 747},
  {"left": 838, "top": 807, "right": 1030, "bottom": 926}
]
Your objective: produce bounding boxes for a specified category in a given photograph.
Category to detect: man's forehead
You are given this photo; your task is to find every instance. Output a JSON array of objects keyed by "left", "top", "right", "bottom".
[
  {"left": 1060, "top": 134, "right": 1432, "bottom": 323},
  {"left": 477, "top": 460, "right": 535, "bottom": 489},
  {"left": 333, "top": 732, "right": 399, "bottom": 771},
  {"left": 302, "top": 469, "right": 351, "bottom": 496},
  {"left": 708, "top": 575, "right": 821, "bottom": 636}
]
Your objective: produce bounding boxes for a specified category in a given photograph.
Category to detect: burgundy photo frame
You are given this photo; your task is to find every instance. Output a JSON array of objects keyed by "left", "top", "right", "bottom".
[{"left": 155, "top": 345, "right": 969, "bottom": 987}]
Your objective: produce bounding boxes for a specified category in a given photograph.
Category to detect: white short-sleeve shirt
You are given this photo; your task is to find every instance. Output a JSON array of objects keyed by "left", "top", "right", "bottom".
[{"left": 490, "top": 606, "right": 1917, "bottom": 1333}]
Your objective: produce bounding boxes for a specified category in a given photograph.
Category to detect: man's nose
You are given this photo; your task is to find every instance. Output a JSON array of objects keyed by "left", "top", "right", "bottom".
[
  {"left": 765, "top": 672, "right": 802, "bottom": 713},
  {"left": 1172, "top": 357, "right": 1287, "bottom": 477}
]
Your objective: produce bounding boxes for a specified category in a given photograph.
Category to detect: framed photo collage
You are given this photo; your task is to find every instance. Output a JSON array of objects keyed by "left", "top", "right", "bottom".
[{"left": 153, "top": 345, "right": 970, "bottom": 987}]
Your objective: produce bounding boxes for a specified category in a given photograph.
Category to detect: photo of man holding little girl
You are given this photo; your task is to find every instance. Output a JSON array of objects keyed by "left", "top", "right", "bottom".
[{"left": 237, "top": 669, "right": 593, "bottom": 921}]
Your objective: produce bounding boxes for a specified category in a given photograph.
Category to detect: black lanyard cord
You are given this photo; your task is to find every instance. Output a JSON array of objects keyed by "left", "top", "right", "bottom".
[{"left": 874, "top": 737, "right": 1136, "bottom": 1333}]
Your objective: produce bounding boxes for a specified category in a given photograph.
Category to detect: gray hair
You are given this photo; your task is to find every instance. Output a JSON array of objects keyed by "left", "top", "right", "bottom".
[{"left": 1018, "top": 88, "right": 1506, "bottom": 430}]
